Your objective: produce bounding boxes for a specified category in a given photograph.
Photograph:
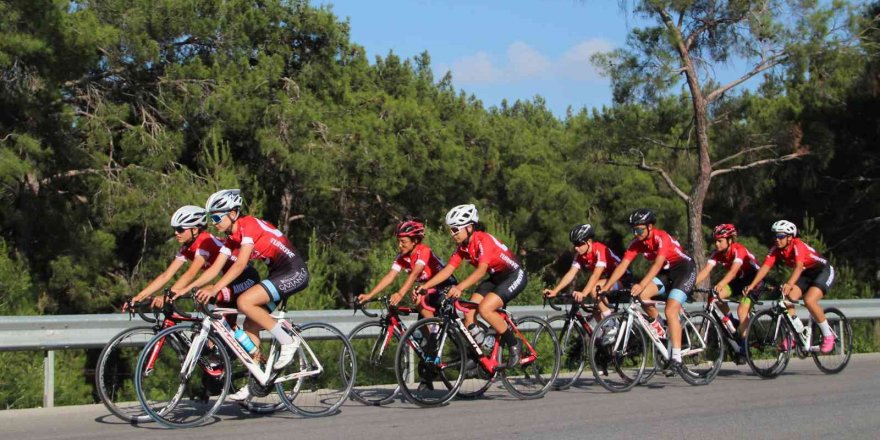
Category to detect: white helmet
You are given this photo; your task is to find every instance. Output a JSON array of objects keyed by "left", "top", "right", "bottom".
[
  {"left": 170, "top": 205, "right": 207, "bottom": 228},
  {"left": 771, "top": 220, "right": 797, "bottom": 236},
  {"left": 205, "top": 189, "right": 242, "bottom": 213},
  {"left": 445, "top": 204, "right": 479, "bottom": 227}
]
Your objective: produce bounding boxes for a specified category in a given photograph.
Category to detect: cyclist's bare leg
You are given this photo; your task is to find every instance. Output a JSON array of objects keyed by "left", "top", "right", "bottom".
[
  {"left": 638, "top": 283, "right": 661, "bottom": 320},
  {"left": 477, "top": 293, "right": 508, "bottom": 335},
  {"left": 802, "top": 286, "right": 826, "bottom": 322},
  {"left": 717, "top": 288, "right": 732, "bottom": 315},
  {"left": 664, "top": 299, "right": 683, "bottom": 349},
  {"left": 784, "top": 285, "right": 804, "bottom": 318},
  {"left": 237, "top": 285, "right": 276, "bottom": 344},
  {"left": 464, "top": 293, "right": 483, "bottom": 327}
]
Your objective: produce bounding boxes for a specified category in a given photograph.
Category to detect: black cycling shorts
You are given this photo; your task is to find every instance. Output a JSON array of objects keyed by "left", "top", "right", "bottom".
[
  {"left": 260, "top": 261, "right": 310, "bottom": 311},
  {"left": 796, "top": 264, "right": 835, "bottom": 295},
  {"left": 652, "top": 259, "right": 697, "bottom": 303},
  {"left": 475, "top": 268, "right": 528, "bottom": 305},
  {"left": 216, "top": 265, "right": 261, "bottom": 306}
]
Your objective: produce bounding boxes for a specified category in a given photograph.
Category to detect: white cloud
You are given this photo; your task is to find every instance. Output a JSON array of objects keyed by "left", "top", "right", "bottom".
[{"left": 447, "top": 38, "right": 614, "bottom": 85}]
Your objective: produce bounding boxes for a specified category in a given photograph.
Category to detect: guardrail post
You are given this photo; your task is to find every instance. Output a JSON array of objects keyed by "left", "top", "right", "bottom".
[{"left": 43, "top": 350, "right": 54, "bottom": 408}]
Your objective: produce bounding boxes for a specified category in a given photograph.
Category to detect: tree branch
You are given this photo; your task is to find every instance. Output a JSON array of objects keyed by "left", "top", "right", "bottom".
[
  {"left": 639, "top": 136, "right": 695, "bottom": 151},
  {"left": 712, "top": 144, "right": 777, "bottom": 168},
  {"left": 710, "top": 152, "right": 809, "bottom": 178},
  {"left": 705, "top": 52, "right": 786, "bottom": 102},
  {"left": 605, "top": 150, "right": 691, "bottom": 202}
]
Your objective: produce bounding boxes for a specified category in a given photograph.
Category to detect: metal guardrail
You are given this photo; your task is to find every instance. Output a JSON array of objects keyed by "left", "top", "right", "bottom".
[{"left": 2, "top": 299, "right": 879, "bottom": 407}]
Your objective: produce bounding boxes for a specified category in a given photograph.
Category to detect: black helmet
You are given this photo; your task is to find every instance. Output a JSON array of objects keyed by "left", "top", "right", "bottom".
[
  {"left": 569, "top": 224, "right": 595, "bottom": 244},
  {"left": 628, "top": 208, "right": 656, "bottom": 226}
]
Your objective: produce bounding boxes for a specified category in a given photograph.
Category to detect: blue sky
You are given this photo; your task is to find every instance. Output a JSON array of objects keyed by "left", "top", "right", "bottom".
[{"left": 317, "top": 0, "right": 643, "bottom": 117}]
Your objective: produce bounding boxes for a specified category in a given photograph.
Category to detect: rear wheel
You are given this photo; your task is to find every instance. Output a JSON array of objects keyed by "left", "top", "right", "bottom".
[
  {"left": 95, "top": 326, "right": 157, "bottom": 423},
  {"left": 546, "top": 316, "right": 587, "bottom": 390},
  {"left": 395, "top": 318, "right": 465, "bottom": 407},
  {"left": 811, "top": 307, "right": 852, "bottom": 374},
  {"left": 745, "top": 309, "right": 791, "bottom": 378},
  {"left": 500, "top": 316, "right": 560, "bottom": 399}
]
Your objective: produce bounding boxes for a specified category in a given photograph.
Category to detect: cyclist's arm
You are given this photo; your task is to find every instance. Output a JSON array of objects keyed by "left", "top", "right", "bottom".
[
  {"left": 207, "top": 244, "right": 252, "bottom": 295},
  {"left": 784, "top": 261, "right": 805, "bottom": 292},
  {"left": 362, "top": 269, "right": 398, "bottom": 301},
  {"left": 635, "top": 255, "right": 666, "bottom": 293},
  {"left": 745, "top": 263, "right": 773, "bottom": 293},
  {"left": 132, "top": 258, "right": 186, "bottom": 303},
  {"left": 169, "top": 254, "right": 206, "bottom": 292},
  {"left": 544, "top": 266, "right": 580, "bottom": 296},
  {"left": 421, "top": 264, "right": 457, "bottom": 290},
  {"left": 456, "top": 262, "right": 488, "bottom": 292},
  {"left": 179, "top": 252, "right": 230, "bottom": 296},
  {"left": 581, "top": 266, "right": 605, "bottom": 296},
  {"left": 602, "top": 258, "right": 632, "bottom": 291},
  {"left": 695, "top": 263, "right": 714, "bottom": 285},
  {"left": 716, "top": 261, "right": 742, "bottom": 288},
  {"left": 395, "top": 264, "right": 424, "bottom": 298}
]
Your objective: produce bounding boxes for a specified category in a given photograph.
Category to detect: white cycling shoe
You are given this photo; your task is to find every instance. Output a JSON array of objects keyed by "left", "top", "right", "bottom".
[
  {"left": 227, "top": 385, "right": 251, "bottom": 402},
  {"left": 274, "top": 339, "right": 301, "bottom": 370}
]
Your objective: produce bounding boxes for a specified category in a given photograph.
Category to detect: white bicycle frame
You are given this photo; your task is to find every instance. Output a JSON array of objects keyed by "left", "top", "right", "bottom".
[
  {"left": 180, "top": 306, "right": 324, "bottom": 386},
  {"left": 611, "top": 300, "right": 708, "bottom": 362},
  {"left": 772, "top": 299, "right": 821, "bottom": 353}
]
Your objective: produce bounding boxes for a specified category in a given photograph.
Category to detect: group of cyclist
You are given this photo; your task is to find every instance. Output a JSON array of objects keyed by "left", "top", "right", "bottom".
[{"left": 129, "top": 190, "right": 838, "bottom": 392}]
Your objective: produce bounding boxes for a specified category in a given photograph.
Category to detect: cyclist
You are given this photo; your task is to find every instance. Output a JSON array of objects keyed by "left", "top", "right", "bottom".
[
  {"left": 356, "top": 219, "right": 457, "bottom": 318},
  {"left": 600, "top": 208, "right": 697, "bottom": 371},
  {"left": 180, "top": 189, "right": 309, "bottom": 400},
  {"left": 743, "top": 220, "right": 836, "bottom": 353},
  {"left": 544, "top": 224, "right": 628, "bottom": 323},
  {"left": 418, "top": 204, "right": 527, "bottom": 369},
  {"left": 127, "top": 205, "right": 259, "bottom": 314}
]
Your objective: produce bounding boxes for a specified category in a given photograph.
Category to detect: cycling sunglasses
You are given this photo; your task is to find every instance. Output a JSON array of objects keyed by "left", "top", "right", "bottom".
[
  {"left": 210, "top": 211, "right": 230, "bottom": 223},
  {"left": 172, "top": 226, "right": 187, "bottom": 233},
  {"left": 774, "top": 233, "right": 790, "bottom": 240}
]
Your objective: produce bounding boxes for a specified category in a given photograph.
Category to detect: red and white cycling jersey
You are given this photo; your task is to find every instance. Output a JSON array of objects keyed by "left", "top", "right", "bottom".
[
  {"left": 762, "top": 238, "right": 827, "bottom": 270},
  {"left": 175, "top": 231, "right": 236, "bottom": 271},
  {"left": 220, "top": 216, "right": 300, "bottom": 268},
  {"left": 391, "top": 243, "right": 448, "bottom": 283},
  {"left": 707, "top": 242, "right": 759, "bottom": 278},
  {"left": 571, "top": 241, "right": 621, "bottom": 274},
  {"left": 622, "top": 229, "right": 692, "bottom": 269},
  {"left": 447, "top": 231, "right": 520, "bottom": 274}
]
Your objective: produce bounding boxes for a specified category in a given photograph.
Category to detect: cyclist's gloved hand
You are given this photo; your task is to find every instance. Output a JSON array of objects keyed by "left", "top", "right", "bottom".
[
  {"left": 356, "top": 293, "right": 369, "bottom": 304},
  {"left": 390, "top": 292, "right": 404, "bottom": 306},
  {"left": 195, "top": 288, "right": 217, "bottom": 304},
  {"left": 151, "top": 296, "right": 165, "bottom": 309},
  {"left": 447, "top": 285, "right": 463, "bottom": 298},
  {"left": 542, "top": 288, "right": 557, "bottom": 298},
  {"left": 573, "top": 290, "right": 586, "bottom": 302}
]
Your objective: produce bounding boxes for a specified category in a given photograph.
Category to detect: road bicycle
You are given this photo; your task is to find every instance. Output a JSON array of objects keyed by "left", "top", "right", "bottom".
[
  {"left": 394, "top": 295, "right": 560, "bottom": 407},
  {"left": 133, "top": 297, "right": 355, "bottom": 428},
  {"left": 744, "top": 285, "right": 852, "bottom": 378},
  {"left": 347, "top": 296, "right": 418, "bottom": 405},
  {"left": 589, "top": 289, "right": 723, "bottom": 392}
]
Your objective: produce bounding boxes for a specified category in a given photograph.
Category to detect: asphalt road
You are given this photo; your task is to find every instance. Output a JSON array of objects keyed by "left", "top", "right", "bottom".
[{"left": 2, "top": 353, "right": 878, "bottom": 440}]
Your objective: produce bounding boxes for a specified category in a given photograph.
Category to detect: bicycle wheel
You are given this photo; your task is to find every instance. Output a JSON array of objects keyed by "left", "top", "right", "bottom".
[
  {"left": 501, "top": 316, "right": 560, "bottom": 399},
  {"left": 678, "top": 311, "right": 724, "bottom": 386},
  {"left": 232, "top": 339, "right": 286, "bottom": 414},
  {"left": 457, "top": 320, "right": 496, "bottom": 400},
  {"left": 811, "top": 307, "right": 853, "bottom": 374},
  {"left": 745, "top": 309, "right": 791, "bottom": 378},
  {"left": 347, "top": 321, "right": 404, "bottom": 405},
  {"left": 395, "top": 317, "right": 465, "bottom": 407},
  {"left": 276, "top": 322, "right": 355, "bottom": 417},
  {"left": 589, "top": 313, "right": 646, "bottom": 392},
  {"left": 134, "top": 325, "right": 231, "bottom": 428},
  {"left": 547, "top": 316, "right": 587, "bottom": 390},
  {"left": 95, "top": 326, "right": 157, "bottom": 423}
]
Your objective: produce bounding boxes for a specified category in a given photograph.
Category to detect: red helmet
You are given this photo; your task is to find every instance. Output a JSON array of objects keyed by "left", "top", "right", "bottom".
[
  {"left": 713, "top": 223, "right": 737, "bottom": 239},
  {"left": 396, "top": 220, "right": 425, "bottom": 239}
]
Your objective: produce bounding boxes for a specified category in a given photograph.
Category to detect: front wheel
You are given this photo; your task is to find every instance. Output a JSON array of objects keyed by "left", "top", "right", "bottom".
[
  {"left": 500, "top": 316, "right": 560, "bottom": 399},
  {"left": 547, "top": 316, "right": 587, "bottom": 390},
  {"left": 347, "top": 321, "right": 403, "bottom": 405},
  {"left": 745, "top": 309, "right": 791, "bottom": 379},
  {"left": 395, "top": 317, "right": 465, "bottom": 407},
  {"left": 811, "top": 307, "right": 852, "bottom": 374},
  {"left": 589, "top": 313, "right": 646, "bottom": 392},
  {"left": 95, "top": 326, "right": 158, "bottom": 423}
]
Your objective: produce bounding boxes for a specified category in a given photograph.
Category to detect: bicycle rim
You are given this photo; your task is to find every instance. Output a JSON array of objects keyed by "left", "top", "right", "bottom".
[
  {"left": 589, "top": 313, "right": 645, "bottom": 392},
  {"left": 547, "top": 316, "right": 587, "bottom": 390},
  {"left": 276, "top": 322, "right": 355, "bottom": 417},
  {"left": 347, "top": 321, "right": 403, "bottom": 405},
  {"left": 96, "top": 327, "right": 157, "bottom": 423},
  {"left": 745, "top": 310, "right": 791, "bottom": 378},
  {"left": 134, "top": 325, "right": 231, "bottom": 428},
  {"left": 501, "top": 316, "right": 560, "bottom": 399},
  {"left": 678, "top": 311, "right": 723, "bottom": 386},
  {"left": 811, "top": 307, "right": 853, "bottom": 374},
  {"left": 395, "top": 318, "right": 464, "bottom": 407}
]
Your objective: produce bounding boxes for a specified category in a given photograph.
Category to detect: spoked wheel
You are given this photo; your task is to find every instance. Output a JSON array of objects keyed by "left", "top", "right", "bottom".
[
  {"left": 811, "top": 307, "right": 853, "bottom": 374},
  {"left": 456, "top": 321, "right": 496, "bottom": 400},
  {"left": 232, "top": 340, "right": 286, "bottom": 414},
  {"left": 95, "top": 326, "right": 158, "bottom": 423},
  {"left": 134, "top": 325, "right": 231, "bottom": 429},
  {"left": 677, "top": 311, "right": 724, "bottom": 386},
  {"left": 500, "top": 316, "right": 560, "bottom": 399},
  {"left": 745, "top": 309, "right": 792, "bottom": 378},
  {"left": 589, "top": 313, "right": 646, "bottom": 392},
  {"left": 347, "top": 321, "right": 404, "bottom": 406},
  {"left": 275, "top": 322, "right": 355, "bottom": 417},
  {"left": 395, "top": 317, "right": 465, "bottom": 407},
  {"left": 547, "top": 316, "right": 587, "bottom": 390}
]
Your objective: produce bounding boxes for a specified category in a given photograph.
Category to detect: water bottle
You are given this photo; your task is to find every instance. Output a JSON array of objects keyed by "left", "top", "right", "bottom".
[
  {"left": 789, "top": 315, "right": 806, "bottom": 337},
  {"left": 483, "top": 329, "right": 496, "bottom": 351},
  {"left": 234, "top": 328, "right": 258, "bottom": 355},
  {"left": 721, "top": 316, "right": 737, "bottom": 334},
  {"left": 468, "top": 324, "right": 486, "bottom": 347}
]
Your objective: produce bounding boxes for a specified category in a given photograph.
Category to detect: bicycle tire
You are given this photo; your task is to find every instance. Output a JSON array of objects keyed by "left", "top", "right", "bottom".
[
  {"left": 456, "top": 320, "right": 496, "bottom": 400},
  {"left": 745, "top": 309, "right": 791, "bottom": 378},
  {"left": 134, "top": 324, "right": 231, "bottom": 428},
  {"left": 677, "top": 311, "right": 723, "bottom": 386},
  {"left": 276, "top": 322, "right": 355, "bottom": 417},
  {"left": 810, "top": 307, "right": 853, "bottom": 374},
  {"left": 500, "top": 316, "right": 560, "bottom": 399},
  {"left": 395, "top": 317, "right": 465, "bottom": 407},
  {"left": 589, "top": 313, "right": 646, "bottom": 392},
  {"left": 95, "top": 326, "right": 158, "bottom": 423},
  {"left": 547, "top": 316, "right": 587, "bottom": 390},
  {"left": 347, "top": 320, "right": 403, "bottom": 406}
]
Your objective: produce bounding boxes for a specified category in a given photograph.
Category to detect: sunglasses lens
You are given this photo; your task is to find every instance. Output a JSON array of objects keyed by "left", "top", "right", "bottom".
[
  {"left": 775, "top": 234, "right": 788, "bottom": 239},
  {"left": 173, "top": 227, "right": 185, "bottom": 233}
]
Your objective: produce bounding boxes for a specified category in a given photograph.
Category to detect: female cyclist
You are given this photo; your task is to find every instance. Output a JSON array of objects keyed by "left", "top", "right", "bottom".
[
  {"left": 744, "top": 220, "right": 836, "bottom": 353},
  {"left": 418, "top": 204, "right": 527, "bottom": 369},
  {"left": 180, "top": 190, "right": 309, "bottom": 395},
  {"left": 600, "top": 208, "right": 697, "bottom": 371},
  {"left": 695, "top": 223, "right": 761, "bottom": 349},
  {"left": 356, "top": 219, "right": 457, "bottom": 318},
  {"left": 127, "top": 205, "right": 259, "bottom": 311}
]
